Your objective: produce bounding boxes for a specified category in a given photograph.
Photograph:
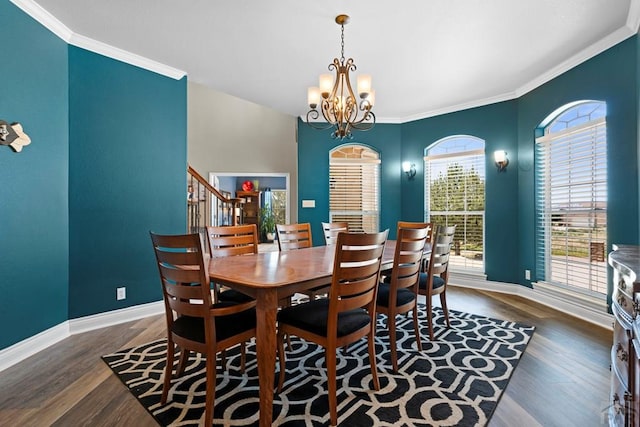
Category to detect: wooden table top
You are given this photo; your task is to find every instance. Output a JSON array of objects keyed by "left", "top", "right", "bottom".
[{"left": 208, "top": 241, "right": 400, "bottom": 290}]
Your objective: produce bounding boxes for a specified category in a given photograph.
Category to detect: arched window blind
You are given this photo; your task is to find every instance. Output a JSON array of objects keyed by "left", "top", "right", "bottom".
[
  {"left": 535, "top": 101, "right": 607, "bottom": 295},
  {"left": 329, "top": 145, "right": 380, "bottom": 233}
]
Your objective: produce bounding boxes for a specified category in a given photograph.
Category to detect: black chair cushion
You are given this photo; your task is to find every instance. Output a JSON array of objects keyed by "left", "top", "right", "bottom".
[
  {"left": 218, "top": 288, "right": 254, "bottom": 303},
  {"left": 418, "top": 272, "right": 445, "bottom": 290},
  {"left": 277, "top": 298, "right": 370, "bottom": 337},
  {"left": 171, "top": 301, "right": 256, "bottom": 343},
  {"left": 376, "top": 282, "right": 416, "bottom": 308}
]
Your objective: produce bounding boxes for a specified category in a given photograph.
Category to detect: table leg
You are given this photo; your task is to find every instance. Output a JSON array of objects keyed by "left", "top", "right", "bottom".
[{"left": 255, "top": 288, "right": 278, "bottom": 426}]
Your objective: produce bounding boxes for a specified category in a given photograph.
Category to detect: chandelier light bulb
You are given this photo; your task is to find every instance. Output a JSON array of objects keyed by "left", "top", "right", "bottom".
[
  {"left": 308, "top": 87, "right": 320, "bottom": 108},
  {"left": 357, "top": 74, "right": 372, "bottom": 98},
  {"left": 319, "top": 74, "right": 333, "bottom": 98}
]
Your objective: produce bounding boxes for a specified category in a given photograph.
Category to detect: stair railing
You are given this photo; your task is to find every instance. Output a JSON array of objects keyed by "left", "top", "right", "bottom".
[{"left": 187, "top": 165, "right": 242, "bottom": 236}]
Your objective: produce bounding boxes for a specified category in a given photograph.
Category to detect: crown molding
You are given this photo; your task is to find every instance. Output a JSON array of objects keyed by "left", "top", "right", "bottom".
[
  {"left": 398, "top": 91, "right": 518, "bottom": 124},
  {"left": 10, "top": 0, "right": 186, "bottom": 80},
  {"left": 67, "top": 32, "right": 186, "bottom": 80},
  {"left": 627, "top": 0, "right": 640, "bottom": 33},
  {"left": 514, "top": 25, "right": 636, "bottom": 99},
  {"left": 393, "top": 0, "right": 640, "bottom": 124}
]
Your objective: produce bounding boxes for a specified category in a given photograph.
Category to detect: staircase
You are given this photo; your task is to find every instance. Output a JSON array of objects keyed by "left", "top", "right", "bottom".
[{"left": 187, "top": 165, "right": 243, "bottom": 236}]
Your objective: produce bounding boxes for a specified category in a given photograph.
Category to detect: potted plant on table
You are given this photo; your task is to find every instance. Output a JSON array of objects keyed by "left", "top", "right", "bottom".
[{"left": 260, "top": 207, "right": 276, "bottom": 242}]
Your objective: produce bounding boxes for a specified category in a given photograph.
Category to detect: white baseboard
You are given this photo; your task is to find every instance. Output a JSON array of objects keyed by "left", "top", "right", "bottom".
[
  {"left": 0, "top": 322, "right": 70, "bottom": 373},
  {"left": 450, "top": 273, "right": 614, "bottom": 330},
  {"left": 0, "top": 300, "right": 163, "bottom": 373},
  {"left": 69, "top": 300, "right": 164, "bottom": 335}
]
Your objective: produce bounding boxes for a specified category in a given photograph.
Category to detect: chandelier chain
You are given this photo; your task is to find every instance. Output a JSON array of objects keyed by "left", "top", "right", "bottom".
[{"left": 340, "top": 24, "right": 345, "bottom": 64}]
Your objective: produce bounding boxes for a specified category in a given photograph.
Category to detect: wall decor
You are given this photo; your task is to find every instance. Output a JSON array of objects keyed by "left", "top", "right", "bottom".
[{"left": 0, "top": 120, "right": 31, "bottom": 152}]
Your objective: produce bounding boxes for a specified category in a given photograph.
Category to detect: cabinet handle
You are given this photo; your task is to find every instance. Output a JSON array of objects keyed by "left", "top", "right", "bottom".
[
  {"left": 613, "top": 393, "right": 624, "bottom": 414},
  {"left": 618, "top": 294, "right": 627, "bottom": 308},
  {"left": 616, "top": 343, "right": 628, "bottom": 362},
  {"left": 619, "top": 279, "right": 627, "bottom": 291}
]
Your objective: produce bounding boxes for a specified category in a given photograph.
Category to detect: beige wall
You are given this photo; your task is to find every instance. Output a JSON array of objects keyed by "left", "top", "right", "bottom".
[{"left": 187, "top": 81, "right": 298, "bottom": 222}]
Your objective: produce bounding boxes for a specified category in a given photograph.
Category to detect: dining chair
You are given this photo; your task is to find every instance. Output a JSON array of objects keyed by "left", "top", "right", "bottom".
[
  {"left": 321, "top": 221, "right": 349, "bottom": 245},
  {"left": 149, "top": 232, "right": 257, "bottom": 427},
  {"left": 418, "top": 224, "right": 456, "bottom": 340},
  {"left": 276, "top": 222, "right": 313, "bottom": 251},
  {"left": 276, "top": 230, "right": 389, "bottom": 426},
  {"left": 376, "top": 224, "right": 430, "bottom": 371},
  {"left": 206, "top": 224, "right": 258, "bottom": 303},
  {"left": 276, "top": 223, "right": 328, "bottom": 301},
  {"left": 397, "top": 221, "right": 432, "bottom": 271}
]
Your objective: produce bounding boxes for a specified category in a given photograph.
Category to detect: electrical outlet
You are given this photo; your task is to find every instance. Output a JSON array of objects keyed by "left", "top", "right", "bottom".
[
  {"left": 116, "top": 286, "right": 126, "bottom": 300},
  {"left": 525, "top": 270, "right": 531, "bottom": 280}
]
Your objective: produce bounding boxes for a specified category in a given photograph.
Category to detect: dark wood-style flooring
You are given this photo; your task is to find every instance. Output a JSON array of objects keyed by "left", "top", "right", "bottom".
[{"left": 0, "top": 286, "right": 612, "bottom": 426}]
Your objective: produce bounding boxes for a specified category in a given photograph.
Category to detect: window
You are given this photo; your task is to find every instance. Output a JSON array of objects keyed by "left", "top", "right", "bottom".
[
  {"left": 424, "top": 136, "right": 485, "bottom": 272},
  {"left": 535, "top": 101, "right": 607, "bottom": 295},
  {"left": 329, "top": 145, "right": 380, "bottom": 233}
]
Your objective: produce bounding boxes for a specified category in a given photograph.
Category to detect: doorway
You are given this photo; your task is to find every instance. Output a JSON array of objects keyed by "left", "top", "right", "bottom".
[{"left": 209, "top": 172, "right": 291, "bottom": 226}]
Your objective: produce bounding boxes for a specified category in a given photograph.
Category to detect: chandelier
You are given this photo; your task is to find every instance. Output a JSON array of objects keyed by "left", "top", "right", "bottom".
[{"left": 306, "top": 14, "right": 376, "bottom": 140}]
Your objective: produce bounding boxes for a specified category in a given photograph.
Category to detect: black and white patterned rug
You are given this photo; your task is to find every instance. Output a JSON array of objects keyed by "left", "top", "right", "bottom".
[{"left": 103, "top": 306, "right": 534, "bottom": 426}]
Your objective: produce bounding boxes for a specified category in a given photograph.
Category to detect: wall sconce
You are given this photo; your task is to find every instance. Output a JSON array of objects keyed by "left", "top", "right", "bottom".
[
  {"left": 402, "top": 161, "right": 416, "bottom": 180},
  {"left": 494, "top": 150, "right": 509, "bottom": 172}
]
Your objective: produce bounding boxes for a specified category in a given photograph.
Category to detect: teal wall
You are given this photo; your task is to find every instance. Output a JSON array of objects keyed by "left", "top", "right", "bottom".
[
  {"left": 0, "top": 1, "right": 69, "bottom": 349},
  {"left": 68, "top": 48, "right": 187, "bottom": 318},
  {"left": 0, "top": 1, "right": 187, "bottom": 349},
  {"left": 297, "top": 122, "right": 402, "bottom": 245},
  {"left": 298, "top": 36, "right": 640, "bottom": 291},
  {"left": 517, "top": 36, "right": 639, "bottom": 296},
  {"left": 401, "top": 101, "right": 519, "bottom": 283}
]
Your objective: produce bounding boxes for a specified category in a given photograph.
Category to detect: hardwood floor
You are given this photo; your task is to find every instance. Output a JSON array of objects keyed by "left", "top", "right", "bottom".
[{"left": 0, "top": 286, "right": 612, "bottom": 426}]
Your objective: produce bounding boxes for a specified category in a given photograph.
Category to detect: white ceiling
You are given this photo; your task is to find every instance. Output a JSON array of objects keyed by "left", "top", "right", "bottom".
[{"left": 22, "top": 0, "right": 640, "bottom": 122}]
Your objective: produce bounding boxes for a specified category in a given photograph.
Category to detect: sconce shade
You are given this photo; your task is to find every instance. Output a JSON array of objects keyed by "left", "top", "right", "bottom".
[
  {"left": 402, "top": 161, "right": 416, "bottom": 179},
  {"left": 494, "top": 150, "right": 509, "bottom": 172}
]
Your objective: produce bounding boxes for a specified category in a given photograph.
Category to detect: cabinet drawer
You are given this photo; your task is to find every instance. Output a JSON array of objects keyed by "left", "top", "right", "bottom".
[
  {"left": 609, "top": 372, "right": 629, "bottom": 427},
  {"left": 613, "top": 320, "right": 632, "bottom": 387},
  {"left": 613, "top": 286, "right": 637, "bottom": 323}
]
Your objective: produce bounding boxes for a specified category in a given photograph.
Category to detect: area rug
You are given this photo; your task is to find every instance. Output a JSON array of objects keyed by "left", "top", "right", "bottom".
[{"left": 102, "top": 306, "right": 534, "bottom": 426}]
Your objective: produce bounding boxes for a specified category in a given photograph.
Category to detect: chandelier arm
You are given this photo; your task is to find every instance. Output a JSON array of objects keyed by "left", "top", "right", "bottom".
[
  {"left": 347, "top": 112, "right": 376, "bottom": 131},
  {"left": 306, "top": 110, "right": 337, "bottom": 131}
]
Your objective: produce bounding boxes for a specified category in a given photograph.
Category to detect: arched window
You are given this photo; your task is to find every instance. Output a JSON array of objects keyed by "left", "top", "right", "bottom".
[
  {"left": 424, "top": 135, "right": 485, "bottom": 272},
  {"left": 329, "top": 144, "right": 380, "bottom": 233},
  {"left": 535, "top": 101, "right": 607, "bottom": 295}
]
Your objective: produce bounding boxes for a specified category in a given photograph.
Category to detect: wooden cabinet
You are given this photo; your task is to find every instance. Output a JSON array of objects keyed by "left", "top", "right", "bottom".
[
  {"left": 236, "top": 190, "right": 260, "bottom": 230},
  {"left": 609, "top": 244, "right": 640, "bottom": 426}
]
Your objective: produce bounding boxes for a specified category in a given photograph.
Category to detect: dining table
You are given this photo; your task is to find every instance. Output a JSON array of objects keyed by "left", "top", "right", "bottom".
[{"left": 207, "top": 240, "right": 423, "bottom": 426}]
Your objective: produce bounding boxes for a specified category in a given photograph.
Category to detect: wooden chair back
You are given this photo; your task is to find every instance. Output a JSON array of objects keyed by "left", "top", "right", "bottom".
[
  {"left": 150, "top": 232, "right": 212, "bottom": 345},
  {"left": 389, "top": 225, "right": 431, "bottom": 293},
  {"left": 397, "top": 221, "right": 433, "bottom": 243},
  {"left": 397, "top": 221, "right": 433, "bottom": 271},
  {"left": 419, "top": 224, "right": 456, "bottom": 340},
  {"left": 321, "top": 221, "right": 349, "bottom": 245},
  {"left": 427, "top": 225, "right": 456, "bottom": 278},
  {"left": 276, "top": 223, "right": 313, "bottom": 251},
  {"left": 206, "top": 224, "right": 259, "bottom": 257},
  {"left": 329, "top": 230, "right": 389, "bottom": 319}
]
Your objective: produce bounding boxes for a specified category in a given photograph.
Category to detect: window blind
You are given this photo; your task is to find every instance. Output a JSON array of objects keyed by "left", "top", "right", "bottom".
[
  {"left": 535, "top": 117, "right": 607, "bottom": 295},
  {"left": 424, "top": 149, "right": 485, "bottom": 271},
  {"left": 329, "top": 158, "right": 380, "bottom": 233}
]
